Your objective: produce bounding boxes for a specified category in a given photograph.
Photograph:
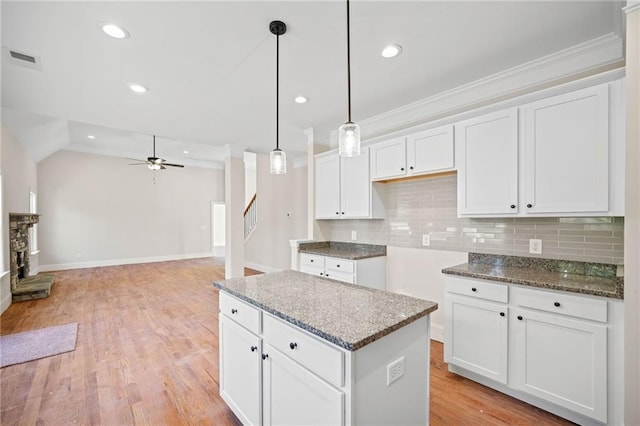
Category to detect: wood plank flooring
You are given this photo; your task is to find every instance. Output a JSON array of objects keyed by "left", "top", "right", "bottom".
[{"left": 1, "top": 258, "right": 573, "bottom": 425}]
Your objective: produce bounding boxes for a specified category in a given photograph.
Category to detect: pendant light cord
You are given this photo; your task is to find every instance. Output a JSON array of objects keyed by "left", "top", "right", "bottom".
[
  {"left": 276, "top": 32, "right": 280, "bottom": 151},
  {"left": 346, "top": 0, "right": 352, "bottom": 123}
]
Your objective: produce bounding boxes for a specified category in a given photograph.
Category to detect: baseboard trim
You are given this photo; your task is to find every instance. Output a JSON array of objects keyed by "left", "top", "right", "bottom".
[
  {"left": 1, "top": 292, "right": 12, "bottom": 314},
  {"left": 431, "top": 323, "right": 444, "bottom": 343},
  {"left": 39, "top": 252, "right": 214, "bottom": 272},
  {"left": 243, "top": 262, "right": 282, "bottom": 274}
]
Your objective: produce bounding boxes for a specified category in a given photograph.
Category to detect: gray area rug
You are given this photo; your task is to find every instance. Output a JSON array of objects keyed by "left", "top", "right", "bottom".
[{"left": 0, "top": 323, "right": 78, "bottom": 368}]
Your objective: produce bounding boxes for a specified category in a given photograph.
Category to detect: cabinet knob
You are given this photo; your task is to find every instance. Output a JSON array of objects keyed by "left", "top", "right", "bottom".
[
  {"left": 554, "top": 302, "right": 561, "bottom": 307},
  {"left": 471, "top": 287, "right": 477, "bottom": 292},
  {"left": 231, "top": 308, "right": 238, "bottom": 314},
  {"left": 250, "top": 346, "right": 258, "bottom": 352},
  {"left": 319, "top": 272, "right": 324, "bottom": 276},
  {"left": 400, "top": 167, "right": 405, "bottom": 171},
  {"left": 500, "top": 312, "right": 505, "bottom": 317},
  {"left": 310, "top": 259, "right": 314, "bottom": 262},
  {"left": 262, "top": 353, "right": 269, "bottom": 360},
  {"left": 409, "top": 166, "right": 414, "bottom": 170},
  {"left": 526, "top": 203, "right": 533, "bottom": 208},
  {"left": 517, "top": 315, "right": 523, "bottom": 321},
  {"left": 510, "top": 204, "right": 516, "bottom": 209},
  {"left": 289, "top": 342, "right": 298, "bottom": 350},
  {"left": 341, "top": 212, "right": 345, "bottom": 215},
  {"left": 325, "top": 274, "right": 329, "bottom": 277},
  {"left": 337, "top": 264, "right": 340, "bottom": 268},
  {"left": 336, "top": 212, "right": 339, "bottom": 215}
]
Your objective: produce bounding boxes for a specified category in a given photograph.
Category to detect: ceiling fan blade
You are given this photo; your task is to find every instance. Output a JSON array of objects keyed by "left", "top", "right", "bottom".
[
  {"left": 163, "top": 163, "right": 185, "bottom": 168},
  {"left": 128, "top": 162, "right": 149, "bottom": 166}
]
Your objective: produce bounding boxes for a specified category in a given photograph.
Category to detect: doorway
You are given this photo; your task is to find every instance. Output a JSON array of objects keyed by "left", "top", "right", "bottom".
[{"left": 212, "top": 202, "right": 226, "bottom": 257}]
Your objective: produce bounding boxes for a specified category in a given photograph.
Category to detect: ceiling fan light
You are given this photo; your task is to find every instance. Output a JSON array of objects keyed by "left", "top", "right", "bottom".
[
  {"left": 270, "top": 149, "right": 287, "bottom": 174},
  {"left": 100, "top": 22, "right": 130, "bottom": 39},
  {"left": 338, "top": 121, "right": 361, "bottom": 157},
  {"left": 148, "top": 163, "right": 162, "bottom": 171}
]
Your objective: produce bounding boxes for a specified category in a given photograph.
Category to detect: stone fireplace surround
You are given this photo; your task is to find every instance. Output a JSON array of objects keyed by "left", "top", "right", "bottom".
[{"left": 9, "top": 213, "right": 54, "bottom": 301}]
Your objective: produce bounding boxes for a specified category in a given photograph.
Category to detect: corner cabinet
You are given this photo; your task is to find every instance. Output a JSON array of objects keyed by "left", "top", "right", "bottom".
[
  {"left": 455, "top": 81, "right": 624, "bottom": 217},
  {"left": 444, "top": 276, "right": 623, "bottom": 425},
  {"left": 370, "top": 125, "right": 455, "bottom": 181},
  {"left": 315, "top": 148, "right": 384, "bottom": 219}
]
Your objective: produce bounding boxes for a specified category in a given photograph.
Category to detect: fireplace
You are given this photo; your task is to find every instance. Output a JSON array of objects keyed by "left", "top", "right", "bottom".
[{"left": 9, "top": 213, "right": 54, "bottom": 301}]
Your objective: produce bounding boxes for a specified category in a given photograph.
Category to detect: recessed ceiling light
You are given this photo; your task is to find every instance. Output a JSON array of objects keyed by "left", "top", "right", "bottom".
[
  {"left": 99, "top": 22, "right": 130, "bottom": 39},
  {"left": 129, "top": 83, "right": 148, "bottom": 93},
  {"left": 87, "top": 135, "right": 95, "bottom": 139},
  {"left": 294, "top": 96, "right": 308, "bottom": 104},
  {"left": 381, "top": 44, "right": 402, "bottom": 58},
  {"left": 183, "top": 150, "right": 189, "bottom": 154}
]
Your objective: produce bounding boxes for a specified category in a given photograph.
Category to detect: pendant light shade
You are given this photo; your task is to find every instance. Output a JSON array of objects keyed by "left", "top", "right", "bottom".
[
  {"left": 270, "top": 148, "right": 286, "bottom": 174},
  {"left": 338, "top": 0, "right": 361, "bottom": 157},
  {"left": 269, "top": 20, "right": 287, "bottom": 174}
]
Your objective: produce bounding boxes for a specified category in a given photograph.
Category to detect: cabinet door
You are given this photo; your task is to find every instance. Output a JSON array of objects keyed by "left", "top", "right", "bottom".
[
  {"left": 407, "top": 125, "right": 454, "bottom": 175},
  {"left": 522, "top": 85, "right": 609, "bottom": 214},
  {"left": 511, "top": 309, "right": 607, "bottom": 422},
  {"left": 444, "top": 294, "right": 508, "bottom": 384},
  {"left": 456, "top": 108, "right": 519, "bottom": 215},
  {"left": 219, "top": 315, "right": 262, "bottom": 426},
  {"left": 370, "top": 137, "right": 407, "bottom": 180},
  {"left": 262, "top": 343, "right": 344, "bottom": 426},
  {"left": 341, "top": 148, "right": 371, "bottom": 218},
  {"left": 315, "top": 154, "right": 341, "bottom": 219}
]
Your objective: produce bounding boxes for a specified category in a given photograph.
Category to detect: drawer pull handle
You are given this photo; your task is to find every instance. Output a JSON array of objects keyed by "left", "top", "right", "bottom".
[
  {"left": 517, "top": 315, "right": 523, "bottom": 321},
  {"left": 337, "top": 264, "right": 340, "bottom": 268},
  {"left": 409, "top": 166, "right": 414, "bottom": 170},
  {"left": 262, "top": 353, "right": 269, "bottom": 360},
  {"left": 471, "top": 287, "right": 477, "bottom": 292},
  {"left": 499, "top": 312, "right": 505, "bottom": 317},
  {"left": 554, "top": 302, "right": 561, "bottom": 307},
  {"left": 401, "top": 167, "right": 405, "bottom": 171},
  {"left": 231, "top": 309, "right": 238, "bottom": 314},
  {"left": 325, "top": 274, "right": 329, "bottom": 277},
  {"left": 289, "top": 342, "right": 298, "bottom": 350},
  {"left": 336, "top": 212, "right": 339, "bottom": 215},
  {"left": 526, "top": 203, "right": 533, "bottom": 208},
  {"left": 341, "top": 212, "right": 345, "bottom": 215},
  {"left": 310, "top": 259, "right": 314, "bottom": 262},
  {"left": 250, "top": 346, "right": 258, "bottom": 352},
  {"left": 320, "top": 273, "right": 324, "bottom": 276},
  {"left": 510, "top": 204, "right": 516, "bottom": 209}
]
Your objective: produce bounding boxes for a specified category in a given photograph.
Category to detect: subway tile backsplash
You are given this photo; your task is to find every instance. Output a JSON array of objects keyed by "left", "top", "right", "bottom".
[{"left": 318, "top": 175, "right": 624, "bottom": 265}]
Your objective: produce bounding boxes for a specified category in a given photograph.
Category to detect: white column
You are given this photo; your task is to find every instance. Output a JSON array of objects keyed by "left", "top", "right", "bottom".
[
  {"left": 624, "top": 2, "right": 640, "bottom": 424},
  {"left": 304, "top": 127, "right": 329, "bottom": 241},
  {"left": 224, "top": 145, "right": 246, "bottom": 279}
]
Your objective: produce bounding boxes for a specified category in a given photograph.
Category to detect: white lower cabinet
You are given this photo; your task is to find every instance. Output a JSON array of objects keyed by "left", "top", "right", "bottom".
[
  {"left": 298, "top": 252, "right": 386, "bottom": 290},
  {"left": 219, "top": 292, "right": 431, "bottom": 426},
  {"left": 262, "top": 342, "right": 344, "bottom": 426},
  {"left": 444, "top": 276, "right": 622, "bottom": 425}
]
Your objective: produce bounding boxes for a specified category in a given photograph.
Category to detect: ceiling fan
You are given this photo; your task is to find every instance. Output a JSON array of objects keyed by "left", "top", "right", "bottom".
[{"left": 129, "top": 135, "right": 184, "bottom": 170}]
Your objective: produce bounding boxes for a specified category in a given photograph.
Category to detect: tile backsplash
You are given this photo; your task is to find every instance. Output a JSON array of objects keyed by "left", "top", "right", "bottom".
[{"left": 317, "top": 174, "right": 624, "bottom": 265}]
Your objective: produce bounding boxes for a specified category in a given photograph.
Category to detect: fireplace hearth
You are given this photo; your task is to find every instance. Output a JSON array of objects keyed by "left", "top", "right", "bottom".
[{"left": 9, "top": 213, "right": 55, "bottom": 301}]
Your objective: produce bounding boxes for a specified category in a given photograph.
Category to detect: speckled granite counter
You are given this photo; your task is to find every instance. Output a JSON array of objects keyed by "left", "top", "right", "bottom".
[
  {"left": 214, "top": 270, "right": 437, "bottom": 350},
  {"left": 442, "top": 253, "right": 623, "bottom": 299},
  {"left": 298, "top": 241, "right": 386, "bottom": 260}
]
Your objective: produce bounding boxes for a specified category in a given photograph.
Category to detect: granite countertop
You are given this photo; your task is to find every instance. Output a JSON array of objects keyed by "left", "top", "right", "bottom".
[
  {"left": 214, "top": 270, "right": 437, "bottom": 351},
  {"left": 442, "top": 253, "right": 623, "bottom": 299},
  {"left": 298, "top": 241, "right": 386, "bottom": 260}
]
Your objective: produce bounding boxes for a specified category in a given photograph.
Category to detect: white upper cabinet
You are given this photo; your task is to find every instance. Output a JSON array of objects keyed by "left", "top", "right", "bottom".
[
  {"left": 315, "top": 148, "right": 384, "bottom": 220},
  {"left": 456, "top": 81, "right": 623, "bottom": 217},
  {"left": 370, "top": 125, "right": 455, "bottom": 181},
  {"left": 522, "top": 85, "right": 609, "bottom": 214},
  {"left": 456, "top": 109, "right": 519, "bottom": 215},
  {"left": 407, "top": 126, "right": 455, "bottom": 175}
]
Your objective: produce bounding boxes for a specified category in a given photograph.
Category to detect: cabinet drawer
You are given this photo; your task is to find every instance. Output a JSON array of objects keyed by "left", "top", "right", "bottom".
[
  {"left": 446, "top": 276, "right": 508, "bottom": 303},
  {"left": 263, "top": 314, "right": 344, "bottom": 388},
  {"left": 219, "top": 292, "right": 262, "bottom": 335},
  {"left": 511, "top": 286, "right": 607, "bottom": 323},
  {"left": 325, "top": 257, "right": 354, "bottom": 273},
  {"left": 300, "top": 264, "right": 325, "bottom": 277},
  {"left": 324, "top": 270, "right": 355, "bottom": 284},
  {"left": 300, "top": 253, "right": 325, "bottom": 268}
]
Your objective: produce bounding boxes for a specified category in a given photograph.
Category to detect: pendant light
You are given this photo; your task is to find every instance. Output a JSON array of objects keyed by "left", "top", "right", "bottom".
[
  {"left": 338, "top": 0, "right": 361, "bottom": 157},
  {"left": 270, "top": 20, "right": 287, "bottom": 174}
]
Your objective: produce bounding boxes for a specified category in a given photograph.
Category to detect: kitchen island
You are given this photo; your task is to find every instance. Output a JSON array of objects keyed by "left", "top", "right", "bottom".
[{"left": 214, "top": 270, "right": 437, "bottom": 425}]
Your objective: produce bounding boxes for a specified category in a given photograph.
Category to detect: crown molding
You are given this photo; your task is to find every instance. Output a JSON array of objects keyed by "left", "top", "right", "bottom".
[
  {"left": 624, "top": 2, "right": 640, "bottom": 13},
  {"left": 359, "top": 33, "right": 624, "bottom": 140}
]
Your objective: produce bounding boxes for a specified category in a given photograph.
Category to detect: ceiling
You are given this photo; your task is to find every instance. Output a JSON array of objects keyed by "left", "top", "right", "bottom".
[{"left": 1, "top": 1, "right": 625, "bottom": 168}]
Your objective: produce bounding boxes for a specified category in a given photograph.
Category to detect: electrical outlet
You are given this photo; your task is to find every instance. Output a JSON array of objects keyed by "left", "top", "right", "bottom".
[
  {"left": 387, "top": 356, "right": 405, "bottom": 386},
  {"left": 529, "top": 239, "right": 542, "bottom": 254},
  {"left": 422, "top": 234, "right": 431, "bottom": 246},
  {"left": 351, "top": 231, "right": 357, "bottom": 241}
]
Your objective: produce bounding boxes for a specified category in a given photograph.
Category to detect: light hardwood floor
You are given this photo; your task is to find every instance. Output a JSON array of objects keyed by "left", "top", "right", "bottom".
[{"left": 1, "top": 258, "right": 573, "bottom": 425}]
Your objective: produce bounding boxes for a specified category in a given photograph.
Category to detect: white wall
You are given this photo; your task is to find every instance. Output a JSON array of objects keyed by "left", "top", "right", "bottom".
[
  {"left": 386, "top": 247, "right": 467, "bottom": 342},
  {"left": 1, "top": 123, "right": 38, "bottom": 313},
  {"left": 37, "top": 150, "right": 224, "bottom": 270},
  {"left": 244, "top": 154, "right": 307, "bottom": 272}
]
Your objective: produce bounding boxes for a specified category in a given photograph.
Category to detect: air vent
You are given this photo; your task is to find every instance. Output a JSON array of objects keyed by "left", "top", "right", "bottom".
[{"left": 2, "top": 47, "right": 42, "bottom": 71}]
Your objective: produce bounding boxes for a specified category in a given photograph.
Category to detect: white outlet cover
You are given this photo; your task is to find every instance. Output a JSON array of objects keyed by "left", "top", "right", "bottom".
[
  {"left": 351, "top": 231, "right": 357, "bottom": 241},
  {"left": 422, "top": 234, "right": 430, "bottom": 246},
  {"left": 529, "top": 239, "right": 542, "bottom": 254},
  {"left": 387, "top": 356, "right": 405, "bottom": 386}
]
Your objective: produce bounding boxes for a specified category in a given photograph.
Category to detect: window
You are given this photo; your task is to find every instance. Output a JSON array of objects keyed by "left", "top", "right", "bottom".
[{"left": 29, "top": 191, "right": 38, "bottom": 254}]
